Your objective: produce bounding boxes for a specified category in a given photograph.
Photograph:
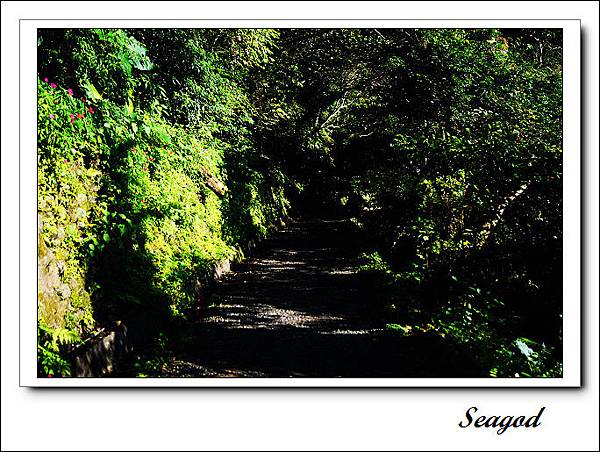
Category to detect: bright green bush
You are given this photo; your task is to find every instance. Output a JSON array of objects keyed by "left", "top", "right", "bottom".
[
  {"left": 37, "top": 29, "right": 290, "bottom": 375},
  {"left": 37, "top": 77, "right": 103, "bottom": 375}
]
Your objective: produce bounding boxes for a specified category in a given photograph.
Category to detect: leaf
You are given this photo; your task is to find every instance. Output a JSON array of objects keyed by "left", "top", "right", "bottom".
[
  {"left": 125, "top": 36, "right": 154, "bottom": 71},
  {"left": 83, "top": 81, "right": 103, "bottom": 101},
  {"left": 126, "top": 98, "right": 134, "bottom": 116}
]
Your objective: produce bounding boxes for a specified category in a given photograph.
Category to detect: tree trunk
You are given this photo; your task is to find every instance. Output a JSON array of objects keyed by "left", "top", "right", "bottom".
[
  {"left": 200, "top": 167, "right": 227, "bottom": 197},
  {"left": 476, "top": 182, "right": 529, "bottom": 248}
]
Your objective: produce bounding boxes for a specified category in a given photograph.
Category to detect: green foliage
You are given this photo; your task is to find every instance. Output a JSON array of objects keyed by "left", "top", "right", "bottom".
[
  {"left": 359, "top": 252, "right": 393, "bottom": 274},
  {"left": 37, "top": 78, "right": 100, "bottom": 348},
  {"left": 37, "top": 28, "right": 289, "bottom": 371},
  {"left": 306, "top": 29, "right": 563, "bottom": 377},
  {"left": 292, "top": 29, "right": 558, "bottom": 376},
  {"left": 133, "top": 332, "right": 172, "bottom": 377},
  {"left": 38, "top": 323, "right": 80, "bottom": 377}
]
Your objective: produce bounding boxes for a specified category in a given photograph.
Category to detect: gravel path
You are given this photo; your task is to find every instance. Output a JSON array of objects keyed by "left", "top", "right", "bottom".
[{"left": 154, "top": 219, "right": 480, "bottom": 377}]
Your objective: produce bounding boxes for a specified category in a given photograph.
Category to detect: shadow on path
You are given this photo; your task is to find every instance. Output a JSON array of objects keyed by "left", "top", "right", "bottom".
[{"left": 155, "top": 219, "right": 482, "bottom": 378}]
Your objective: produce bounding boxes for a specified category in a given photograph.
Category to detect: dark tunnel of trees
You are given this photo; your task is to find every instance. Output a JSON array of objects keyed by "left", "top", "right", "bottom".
[{"left": 37, "top": 28, "right": 562, "bottom": 377}]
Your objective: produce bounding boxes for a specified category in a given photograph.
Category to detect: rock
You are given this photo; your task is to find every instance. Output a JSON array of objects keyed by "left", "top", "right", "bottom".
[
  {"left": 72, "top": 322, "right": 132, "bottom": 377},
  {"left": 212, "top": 260, "right": 230, "bottom": 280}
]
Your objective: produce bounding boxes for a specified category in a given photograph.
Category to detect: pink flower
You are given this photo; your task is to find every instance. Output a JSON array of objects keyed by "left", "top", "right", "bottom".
[
  {"left": 44, "top": 77, "right": 49, "bottom": 83},
  {"left": 50, "top": 83, "right": 57, "bottom": 89},
  {"left": 88, "top": 107, "right": 95, "bottom": 114},
  {"left": 49, "top": 114, "right": 54, "bottom": 119},
  {"left": 70, "top": 113, "right": 75, "bottom": 124},
  {"left": 67, "top": 88, "right": 73, "bottom": 96}
]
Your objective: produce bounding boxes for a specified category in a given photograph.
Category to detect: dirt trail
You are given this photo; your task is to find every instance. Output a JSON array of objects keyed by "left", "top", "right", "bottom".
[{"left": 155, "top": 219, "right": 480, "bottom": 377}]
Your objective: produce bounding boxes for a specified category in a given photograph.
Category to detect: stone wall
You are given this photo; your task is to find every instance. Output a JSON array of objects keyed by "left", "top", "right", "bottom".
[
  {"left": 71, "top": 259, "right": 233, "bottom": 377},
  {"left": 71, "top": 322, "right": 132, "bottom": 377}
]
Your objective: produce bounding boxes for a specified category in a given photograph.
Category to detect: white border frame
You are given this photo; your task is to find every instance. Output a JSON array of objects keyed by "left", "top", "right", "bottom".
[{"left": 19, "top": 19, "right": 581, "bottom": 387}]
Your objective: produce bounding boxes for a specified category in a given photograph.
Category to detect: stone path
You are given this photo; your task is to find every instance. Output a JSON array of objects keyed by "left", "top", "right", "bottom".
[{"left": 154, "top": 219, "right": 480, "bottom": 377}]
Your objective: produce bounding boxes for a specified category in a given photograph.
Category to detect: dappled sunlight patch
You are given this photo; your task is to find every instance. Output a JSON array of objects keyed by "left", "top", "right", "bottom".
[
  {"left": 325, "top": 268, "right": 357, "bottom": 275},
  {"left": 320, "top": 328, "right": 385, "bottom": 335},
  {"left": 203, "top": 302, "right": 347, "bottom": 330}
]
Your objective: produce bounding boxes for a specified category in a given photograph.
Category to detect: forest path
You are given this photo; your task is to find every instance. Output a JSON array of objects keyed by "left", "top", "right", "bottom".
[{"left": 155, "top": 218, "right": 479, "bottom": 377}]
